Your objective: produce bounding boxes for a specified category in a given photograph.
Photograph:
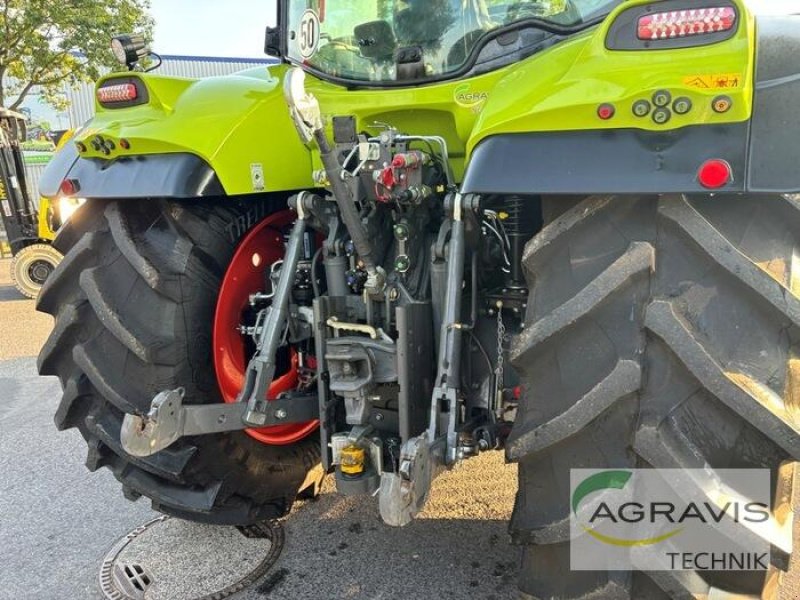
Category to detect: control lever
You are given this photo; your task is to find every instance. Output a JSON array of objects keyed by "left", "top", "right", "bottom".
[
  {"left": 239, "top": 198, "right": 309, "bottom": 425},
  {"left": 120, "top": 389, "right": 319, "bottom": 457},
  {"left": 378, "top": 193, "right": 478, "bottom": 526},
  {"left": 283, "top": 67, "right": 385, "bottom": 296}
]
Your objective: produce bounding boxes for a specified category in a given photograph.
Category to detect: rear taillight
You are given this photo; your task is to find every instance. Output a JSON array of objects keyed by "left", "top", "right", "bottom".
[
  {"left": 95, "top": 78, "right": 148, "bottom": 108},
  {"left": 97, "top": 83, "right": 138, "bottom": 104},
  {"left": 637, "top": 7, "right": 737, "bottom": 41},
  {"left": 59, "top": 178, "right": 81, "bottom": 197}
]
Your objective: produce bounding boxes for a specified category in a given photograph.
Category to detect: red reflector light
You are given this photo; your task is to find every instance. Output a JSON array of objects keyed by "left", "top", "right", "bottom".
[
  {"left": 97, "top": 83, "right": 138, "bottom": 103},
  {"left": 59, "top": 179, "right": 80, "bottom": 197},
  {"left": 698, "top": 159, "right": 732, "bottom": 189},
  {"left": 638, "top": 7, "right": 736, "bottom": 41},
  {"left": 597, "top": 103, "right": 616, "bottom": 120}
]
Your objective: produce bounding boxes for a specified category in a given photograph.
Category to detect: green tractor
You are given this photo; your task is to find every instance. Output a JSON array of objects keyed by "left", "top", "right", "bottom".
[{"left": 37, "top": 0, "right": 800, "bottom": 597}]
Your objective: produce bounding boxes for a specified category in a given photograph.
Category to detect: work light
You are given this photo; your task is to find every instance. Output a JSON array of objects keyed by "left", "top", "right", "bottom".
[{"left": 111, "top": 34, "right": 150, "bottom": 70}]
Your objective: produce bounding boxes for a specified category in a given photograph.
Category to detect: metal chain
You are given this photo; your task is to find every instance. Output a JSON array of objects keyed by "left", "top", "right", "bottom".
[{"left": 494, "top": 303, "right": 506, "bottom": 413}]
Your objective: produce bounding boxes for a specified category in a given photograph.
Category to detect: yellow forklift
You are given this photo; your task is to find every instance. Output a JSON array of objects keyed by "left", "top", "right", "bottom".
[{"left": 0, "top": 108, "right": 66, "bottom": 298}]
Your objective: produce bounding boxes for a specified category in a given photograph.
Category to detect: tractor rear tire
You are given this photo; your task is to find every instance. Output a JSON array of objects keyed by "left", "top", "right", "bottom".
[
  {"left": 508, "top": 194, "right": 800, "bottom": 598},
  {"left": 11, "top": 243, "right": 62, "bottom": 299},
  {"left": 37, "top": 198, "right": 323, "bottom": 525}
]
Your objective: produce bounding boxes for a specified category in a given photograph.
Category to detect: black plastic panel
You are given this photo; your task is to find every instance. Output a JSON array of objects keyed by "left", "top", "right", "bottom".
[
  {"left": 40, "top": 153, "right": 224, "bottom": 199},
  {"left": 746, "top": 16, "right": 800, "bottom": 193},
  {"left": 462, "top": 124, "right": 749, "bottom": 195},
  {"left": 38, "top": 142, "right": 80, "bottom": 198},
  {"left": 397, "top": 303, "right": 433, "bottom": 441}
]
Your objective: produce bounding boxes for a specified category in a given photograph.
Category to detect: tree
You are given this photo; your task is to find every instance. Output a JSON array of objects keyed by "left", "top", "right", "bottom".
[{"left": 0, "top": 0, "right": 153, "bottom": 111}]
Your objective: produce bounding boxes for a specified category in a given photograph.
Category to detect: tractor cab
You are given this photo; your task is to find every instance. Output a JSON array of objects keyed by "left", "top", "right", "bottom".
[{"left": 276, "top": 0, "right": 618, "bottom": 84}]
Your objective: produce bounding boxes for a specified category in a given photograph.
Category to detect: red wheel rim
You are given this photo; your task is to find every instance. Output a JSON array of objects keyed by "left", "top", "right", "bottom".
[{"left": 213, "top": 209, "right": 319, "bottom": 445}]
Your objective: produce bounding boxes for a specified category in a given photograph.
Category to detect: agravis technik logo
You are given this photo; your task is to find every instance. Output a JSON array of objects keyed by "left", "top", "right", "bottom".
[{"left": 570, "top": 469, "right": 771, "bottom": 571}]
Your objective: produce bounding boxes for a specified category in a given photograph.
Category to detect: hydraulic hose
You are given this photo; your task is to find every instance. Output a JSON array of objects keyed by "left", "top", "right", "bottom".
[
  {"left": 313, "top": 129, "right": 379, "bottom": 277},
  {"left": 283, "top": 67, "right": 382, "bottom": 293}
]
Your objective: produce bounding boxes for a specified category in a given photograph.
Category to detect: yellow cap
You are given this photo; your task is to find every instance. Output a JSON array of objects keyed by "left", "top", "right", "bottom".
[{"left": 340, "top": 445, "right": 367, "bottom": 476}]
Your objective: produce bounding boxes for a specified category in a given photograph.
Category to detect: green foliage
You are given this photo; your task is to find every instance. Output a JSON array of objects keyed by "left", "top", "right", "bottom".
[{"left": 0, "top": 0, "right": 154, "bottom": 110}]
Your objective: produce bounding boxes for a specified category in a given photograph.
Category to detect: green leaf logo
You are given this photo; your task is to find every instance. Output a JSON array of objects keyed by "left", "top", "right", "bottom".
[
  {"left": 572, "top": 470, "right": 632, "bottom": 515},
  {"left": 572, "top": 470, "right": 683, "bottom": 547}
]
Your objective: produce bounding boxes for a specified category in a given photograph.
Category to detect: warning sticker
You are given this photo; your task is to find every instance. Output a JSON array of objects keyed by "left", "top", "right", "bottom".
[
  {"left": 251, "top": 163, "right": 265, "bottom": 192},
  {"left": 298, "top": 9, "right": 321, "bottom": 59},
  {"left": 683, "top": 73, "right": 743, "bottom": 90}
]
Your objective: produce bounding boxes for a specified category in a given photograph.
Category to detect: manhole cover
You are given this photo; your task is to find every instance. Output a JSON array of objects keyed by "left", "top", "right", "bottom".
[{"left": 100, "top": 516, "right": 284, "bottom": 600}]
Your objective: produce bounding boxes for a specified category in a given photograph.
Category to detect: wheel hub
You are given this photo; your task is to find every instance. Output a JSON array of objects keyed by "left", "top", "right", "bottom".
[
  {"left": 213, "top": 210, "right": 318, "bottom": 446},
  {"left": 28, "top": 259, "right": 54, "bottom": 285}
]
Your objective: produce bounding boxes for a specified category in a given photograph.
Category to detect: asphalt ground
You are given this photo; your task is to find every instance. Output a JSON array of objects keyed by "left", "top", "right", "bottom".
[
  {"left": 0, "top": 259, "right": 519, "bottom": 600},
  {"left": 0, "top": 256, "right": 798, "bottom": 600},
  {"left": 0, "top": 260, "right": 53, "bottom": 360}
]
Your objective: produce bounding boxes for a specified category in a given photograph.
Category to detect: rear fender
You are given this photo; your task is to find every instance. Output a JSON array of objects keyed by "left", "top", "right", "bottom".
[
  {"left": 39, "top": 65, "right": 314, "bottom": 200},
  {"left": 38, "top": 146, "right": 225, "bottom": 199},
  {"left": 463, "top": 10, "right": 800, "bottom": 195},
  {"left": 746, "top": 15, "right": 800, "bottom": 193}
]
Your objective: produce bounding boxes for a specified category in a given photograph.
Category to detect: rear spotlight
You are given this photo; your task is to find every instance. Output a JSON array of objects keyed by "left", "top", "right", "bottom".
[{"left": 111, "top": 34, "right": 150, "bottom": 70}]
